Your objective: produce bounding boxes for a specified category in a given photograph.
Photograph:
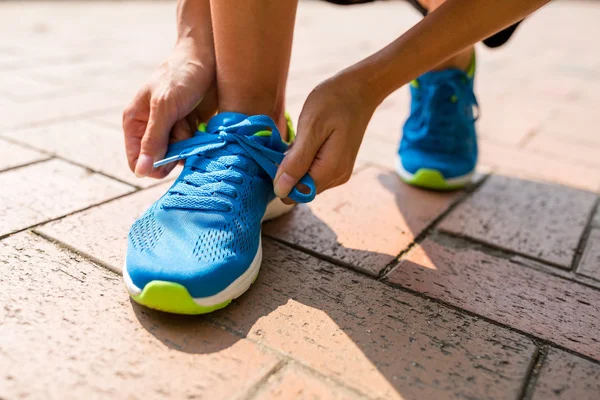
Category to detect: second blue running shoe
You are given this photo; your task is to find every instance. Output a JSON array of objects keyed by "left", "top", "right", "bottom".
[
  {"left": 123, "top": 112, "right": 315, "bottom": 314},
  {"left": 397, "top": 58, "right": 479, "bottom": 190}
]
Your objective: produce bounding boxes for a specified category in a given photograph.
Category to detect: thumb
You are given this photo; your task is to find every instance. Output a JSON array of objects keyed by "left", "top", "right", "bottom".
[
  {"left": 135, "top": 96, "right": 177, "bottom": 178},
  {"left": 274, "top": 116, "right": 322, "bottom": 199}
]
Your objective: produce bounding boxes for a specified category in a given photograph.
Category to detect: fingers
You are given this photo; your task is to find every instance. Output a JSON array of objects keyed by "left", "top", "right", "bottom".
[
  {"left": 135, "top": 94, "right": 178, "bottom": 178},
  {"left": 273, "top": 111, "right": 325, "bottom": 199},
  {"left": 122, "top": 88, "right": 150, "bottom": 173}
]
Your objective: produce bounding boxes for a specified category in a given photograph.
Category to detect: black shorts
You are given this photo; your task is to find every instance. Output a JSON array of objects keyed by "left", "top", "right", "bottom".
[{"left": 323, "top": 0, "right": 523, "bottom": 49}]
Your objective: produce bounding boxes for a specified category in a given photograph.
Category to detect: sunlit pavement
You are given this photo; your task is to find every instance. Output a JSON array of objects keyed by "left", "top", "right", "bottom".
[{"left": 1, "top": 1, "right": 599, "bottom": 399}]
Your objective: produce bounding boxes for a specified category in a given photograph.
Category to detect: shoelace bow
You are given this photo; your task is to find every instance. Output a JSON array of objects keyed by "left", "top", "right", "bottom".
[
  {"left": 408, "top": 79, "right": 479, "bottom": 151},
  {"left": 154, "top": 115, "right": 316, "bottom": 211}
]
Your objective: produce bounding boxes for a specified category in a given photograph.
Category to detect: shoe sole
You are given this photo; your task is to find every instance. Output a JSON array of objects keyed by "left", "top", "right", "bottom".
[
  {"left": 395, "top": 157, "right": 473, "bottom": 190},
  {"left": 123, "top": 198, "right": 294, "bottom": 315}
]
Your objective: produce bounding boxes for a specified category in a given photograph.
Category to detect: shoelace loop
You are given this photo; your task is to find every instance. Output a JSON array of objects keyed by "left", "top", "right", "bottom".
[{"left": 154, "top": 115, "right": 316, "bottom": 211}]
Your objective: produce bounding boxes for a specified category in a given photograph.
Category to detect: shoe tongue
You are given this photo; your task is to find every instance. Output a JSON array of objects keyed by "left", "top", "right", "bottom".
[{"left": 206, "top": 112, "right": 249, "bottom": 132}]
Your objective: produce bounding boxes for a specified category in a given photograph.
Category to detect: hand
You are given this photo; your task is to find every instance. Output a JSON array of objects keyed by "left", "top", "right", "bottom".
[
  {"left": 274, "top": 72, "right": 378, "bottom": 203},
  {"left": 122, "top": 39, "right": 217, "bottom": 179}
]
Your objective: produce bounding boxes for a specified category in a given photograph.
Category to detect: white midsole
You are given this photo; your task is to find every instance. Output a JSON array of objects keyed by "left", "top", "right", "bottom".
[
  {"left": 395, "top": 157, "right": 473, "bottom": 186},
  {"left": 123, "top": 197, "right": 293, "bottom": 307}
]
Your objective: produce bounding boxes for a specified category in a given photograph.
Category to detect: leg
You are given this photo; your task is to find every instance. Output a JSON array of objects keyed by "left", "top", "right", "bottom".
[
  {"left": 210, "top": 0, "right": 299, "bottom": 138},
  {"left": 398, "top": 0, "right": 479, "bottom": 189},
  {"left": 418, "top": 0, "right": 474, "bottom": 71}
]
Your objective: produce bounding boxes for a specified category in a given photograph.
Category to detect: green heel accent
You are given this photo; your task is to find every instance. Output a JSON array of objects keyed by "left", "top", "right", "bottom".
[
  {"left": 402, "top": 169, "right": 467, "bottom": 191},
  {"left": 285, "top": 112, "right": 295, "bottom": 143},
  {"left": 131, "top": 281, "right": 231, "bottom": 315}
]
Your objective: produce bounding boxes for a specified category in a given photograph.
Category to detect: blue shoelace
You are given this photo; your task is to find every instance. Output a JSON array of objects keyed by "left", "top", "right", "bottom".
[
  {"left": 153, "top": 115, "right": 316, "bottom": 211},
  {"left": 407, "top": 79, "right": 479, "bottom": 151}
]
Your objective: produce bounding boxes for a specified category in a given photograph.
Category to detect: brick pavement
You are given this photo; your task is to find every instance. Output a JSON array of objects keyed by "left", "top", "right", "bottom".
[{"left": 1, "top": 1, "right": 599, "bottom": 399}]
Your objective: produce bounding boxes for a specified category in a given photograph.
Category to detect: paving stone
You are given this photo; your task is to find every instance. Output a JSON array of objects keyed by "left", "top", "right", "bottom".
[
  {"left": 264, "top": 166, "right": 463, "bottom": 275},
  {"left": 37, "top": 183, "right": 171, "bottom": 273},
  {"left": 476, "top": 91, "right": 559, "bottom": 147},
  {"left": 0, "top": 159, "right": 132, "bottom": 236},
  {"left": 212, "top": 239, "right": 535, "bottom": 400},
  {"left": 356, "top": 135, "right": 397, "bottom": 171},
  {"left": 525, "top": 133, "right": 600, "bottom": 168},
  {"left": 578, "top": 228, "right": 600, "bottom": 281},
  {"left": 479, "top": 141, "right": 600, "bottom": 192},
  {"left": 592, "top": 207, "right": 600, "bottom": 228},
  {"left": 531, "top": 349, "right": 600, "bottom": 400},
  {"left": 537, "top": 101, "right": 600, "bottom": 146},
  {"left": 252, "top": 364, "right": 361, "bottom": 400},
  {"left": 0, "top": 91, "right": 120, "bottom": 132},
  {"left": 3, "top": 119, "right": 165, "bottom": 187},
  {"left": 439, "top": 175, "right": 597, "bottom": 268},
  {"left": 0, "top": 138, "right": 48, "bottom": 172},
  {"left": 387, "top": 237, "right": 600, "bottom": 360},
  {"left": 0, "top": 232, "right": 280, "bottom": 400},
  {"left": 0, "top": 71, "right": 63, "bottom": 102}
]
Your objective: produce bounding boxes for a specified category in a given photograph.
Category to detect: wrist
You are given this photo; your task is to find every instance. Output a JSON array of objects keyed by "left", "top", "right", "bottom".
[
  {"left": 175, "top": 0, "right": 214, "bottom": 64},
  {"left": 335, "top": 64, "right": 386, "bottom": 112}
]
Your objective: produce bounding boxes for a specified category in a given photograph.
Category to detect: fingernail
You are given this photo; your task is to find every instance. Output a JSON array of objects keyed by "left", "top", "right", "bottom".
[
  {"left": 135, "top": 154, "right": 154, "bottom": 178},
  {"left": 274, "top": 172, "right": 297, "bottom": 198}
]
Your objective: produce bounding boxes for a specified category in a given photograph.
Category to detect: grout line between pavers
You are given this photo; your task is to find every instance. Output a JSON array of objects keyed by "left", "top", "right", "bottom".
[
  {"left": 0, "top": 156, "right": 53, "bottom": 174},
  {"left": 0, "top": 107, "right": 123, "bottom": 134},
  {"left": 0, "top": 188, "right": 138, "bottom": 242},
  {"left": 28, "top": 228, "right": 600, "bottom": 386},
  {"left": 380, "top": 275, "right": 600, "bottom": 365},
  {"left": 519, "top": 346, "right": 548, "bottom": 400},
  {"left": 219, "top": 323, "right": 375, "bottom": 400},
  {"left": 32, "top": 230, "right": 121, "bottom": 275},
  {"left": 422, "top": 230, "right": 600, "bottom": 293},
  {"left": 263, "top": 234, "right": 379, "bottom": 278},
  {"left": 26, "top": 232, "right": 374, "bottom": 400},
  {"left": 437, "top": 228, "right": 574, "bottom": 271},
  {"left": 0, "top": 134, "right": 144, "bottom": 190},
  {"left": 571, "top": 196, "right": 600, "bottom": 272},
  {"left": 377, "top": 171, "right": 492, "bottom": 279},
  {"left": 237, "top": 358, "right": 288, "bottom": 400}
]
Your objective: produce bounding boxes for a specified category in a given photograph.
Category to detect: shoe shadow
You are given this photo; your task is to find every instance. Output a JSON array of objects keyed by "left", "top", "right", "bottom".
[{"left": 131, "top": 166, "right": 553, "bottom": 399}]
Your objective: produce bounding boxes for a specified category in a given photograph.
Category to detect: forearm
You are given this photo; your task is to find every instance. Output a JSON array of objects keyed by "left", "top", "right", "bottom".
[
  {"left": 175, "top": 0, "right": 215, "bottom": 64},
  {"left": 346, "top": 0, "right": 551, "bottom": 104}
]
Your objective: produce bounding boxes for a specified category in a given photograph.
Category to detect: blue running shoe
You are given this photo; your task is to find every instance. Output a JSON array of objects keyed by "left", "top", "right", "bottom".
[
  {"left": 397, "top": 58, "right": 479, "bottom": 190},
  {"left": 123, "top": 113, "right": 315, "bottom": 314}
]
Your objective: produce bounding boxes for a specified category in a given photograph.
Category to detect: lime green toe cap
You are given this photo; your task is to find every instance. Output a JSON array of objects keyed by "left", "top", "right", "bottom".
[
  {"left": 401, "top": 168, "right": 469, "bottom": 191},
  {"left": 130, "top": 281, "right": 231, "bottom": 315}
]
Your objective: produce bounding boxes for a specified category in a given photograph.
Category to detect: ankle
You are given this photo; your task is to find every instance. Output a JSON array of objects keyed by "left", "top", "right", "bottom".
[
  {"left": 432, "top": 48, "right": 474, "bottom": 72},
  {"left": 219, "top": 95, "right": 288, "bottom": 140}
]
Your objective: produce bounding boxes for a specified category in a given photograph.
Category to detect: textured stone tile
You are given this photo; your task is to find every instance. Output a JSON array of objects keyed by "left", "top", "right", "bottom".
[
  {"left": 0, "top": 72, "right": 63, "bottom": 102},
  {"left": 91, "top": 109, "right": 123, "bottom": 128},
  {"left": 479, "top": 141, "right": 600, "bottom": 192},
  {"left": 439, "top": 175, "right": 597, "bottom": 268},
  {"left": 356, "top": 135, "right": 396, "bottom": 171},
  {"left": 578, "top": 228, "right": 600, "bottom": 281},
  {"left": 213, "top": 239, "right": 536, "bottom": 400},
  {"left": 0, "top": 232, "right": 280, "bottom": 400},
  {"left": 0, "top": 91, "right": 119, "bottom": 132},
  {"left": 525, "top": 133, "right": 600, "bottom": 168},
  {"left": 4, "top": 119, "right": 164, "bottom": 187},
  {"left": 253, "top": 364, "right": 360, "bottom": 400},
  {"left": 37, "top": 183, "right": 170, "bottom": 272},
  {"left": 592, "top": 207, "right": 600, "bottom": 228},
  {"left": 476, "top": 91, "right": 559, "bottom": 147},
  {"left": 0, "top": 159, "right": 132, "bottom": 236},
  {"left": 264, "top": 166, "right": 462, "bottom": 275},
  {"left": 537, "top": 101, "right": 600, "bottom": 146},
  {"left": 387, "top": 237, "right": 600, "bottom": 359},
  {"left": 0, "top": 138, "right": 48, "bottom": 172},
  {"left": 531, "top": 349, "right": 600, "bottom": 400}
]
